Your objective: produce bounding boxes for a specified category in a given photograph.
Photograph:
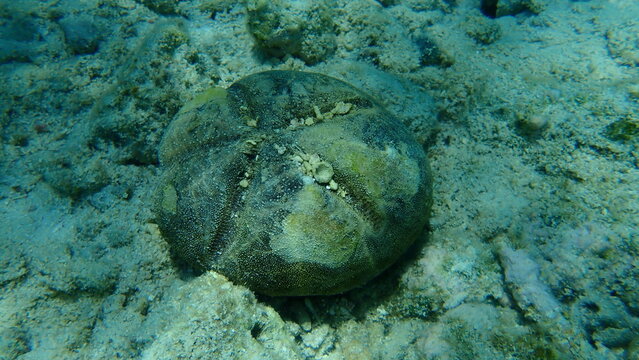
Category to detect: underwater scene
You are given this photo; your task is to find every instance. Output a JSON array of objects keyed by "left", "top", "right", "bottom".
[{"left": 1, "top": 0, "right": 638, "bottom": 359}]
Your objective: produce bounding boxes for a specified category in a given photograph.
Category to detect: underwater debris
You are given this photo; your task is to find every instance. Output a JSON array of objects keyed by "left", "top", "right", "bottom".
[{"left": 605, "top": 117, "right": 639, "bottom": 143}]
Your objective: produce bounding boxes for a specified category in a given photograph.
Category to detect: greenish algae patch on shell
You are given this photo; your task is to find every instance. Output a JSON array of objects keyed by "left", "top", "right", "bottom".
[
  {"left": 154, "top": 70, "right": 432, "bottom": 296},
  {"left": 271, "top": 184, "right": 365, "bottom": 268},
  {"left": 160, "top": 184, "right": 178, "bottom": 214}
]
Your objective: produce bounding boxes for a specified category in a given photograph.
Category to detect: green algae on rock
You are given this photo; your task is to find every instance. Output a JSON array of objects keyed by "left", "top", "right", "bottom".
[
  {"left": 154, "top": 70, "right": 432, "bottom": 296},
  {"left": 246, "top": 0, "right": 336, "bottom": 64}
]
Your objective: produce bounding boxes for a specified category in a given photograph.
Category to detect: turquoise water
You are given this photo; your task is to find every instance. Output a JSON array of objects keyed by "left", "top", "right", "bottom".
[{"left": 1, "top": 0, "right": 638, "bottom": 359}]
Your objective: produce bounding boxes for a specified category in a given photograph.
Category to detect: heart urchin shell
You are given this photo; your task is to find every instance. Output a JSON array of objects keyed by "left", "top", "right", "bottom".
[{"left": 155, "top": 70, "right": 432, "bottom": 296}]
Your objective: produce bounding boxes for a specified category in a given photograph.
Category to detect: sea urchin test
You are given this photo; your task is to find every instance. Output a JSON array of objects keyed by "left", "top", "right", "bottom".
[{"left": 155, "top": 70, "right": 432, "bottom": 296}]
